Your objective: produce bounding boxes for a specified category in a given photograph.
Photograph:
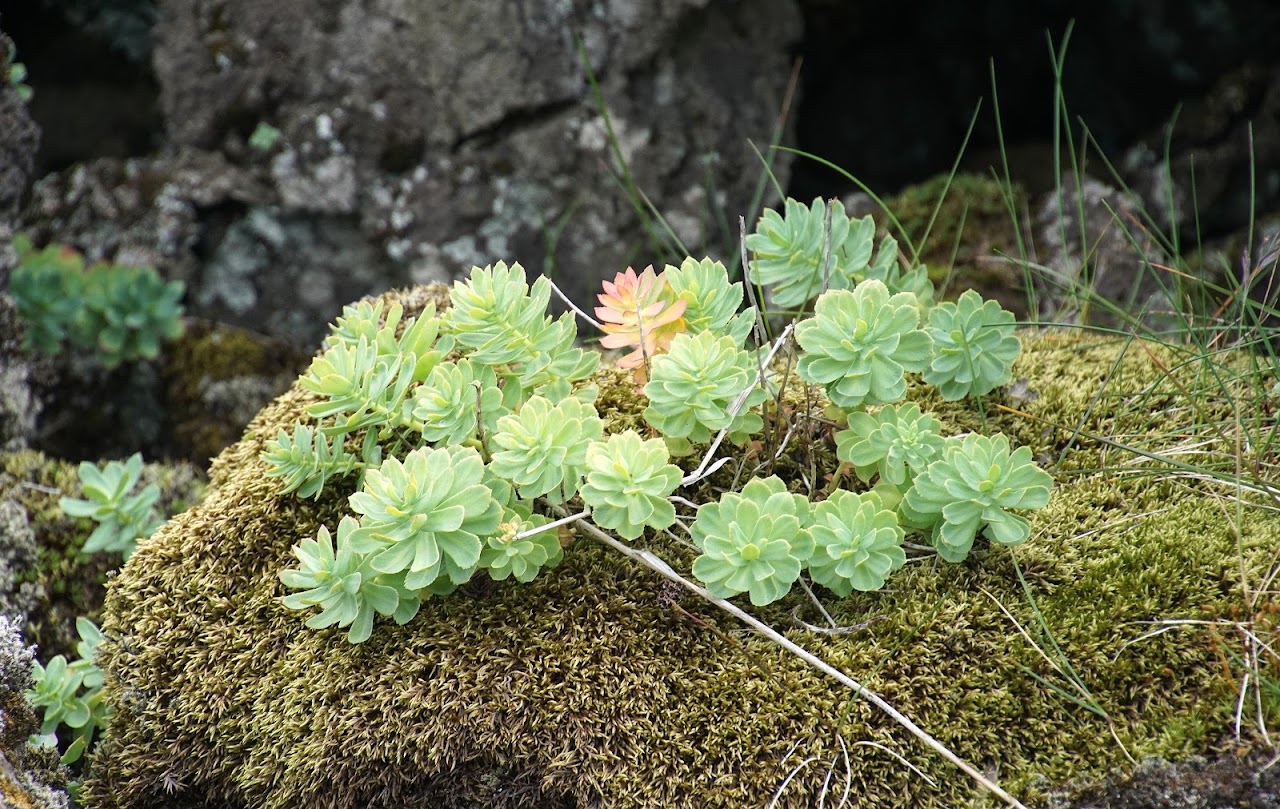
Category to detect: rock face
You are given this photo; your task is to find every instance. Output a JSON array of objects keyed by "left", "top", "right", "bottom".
[
  {"left": 20, "top": 0, "right": 802, "bottom": 348},
  {"left": 85, "top": 285, "right": 1280, "bottom": 808}
]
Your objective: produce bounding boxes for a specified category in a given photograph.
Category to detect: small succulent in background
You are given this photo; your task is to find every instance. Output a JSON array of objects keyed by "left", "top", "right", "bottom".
[
  {"left": 27, "top": 618, "right": 113, "bottom": 765},
  {"left": 595, "top": 265, "right": 688, "bottom": 379},
  {"left": 489, "top": 396, "right": 603, "bottom": 503},
  {"left": 643, "top": 330, "right": 766, "bottom": 450},
  {"left": 807, "top": 490, "right": 905, "bottom": 595},
  {"left": 922, "top": 289, "right": 1021, "bottom": 401},
  {"left": 796, "top": 280, "right": 933, "bottom": 410},
  {"left": 690, "top": 476, "right": 814, "bottom": 606},
  {"left": 74, "top": 263, "right": 185, "bottom": 367},
  {"left": 903, "top": 433, "right": 1053, "bottom": 562},
  {"left": 280, "top": 516, "right": 421, "bottom": 644},
  {"left": 348, "top": 445, "right": 501, "bottom": 590},
  {"left": 664, "top": 257, "right": 756, "bottom": 346},
  {"left": 248, "top": 121, "right": 283, "bottom": 151},
  {"left": 8, "top": 236, "right": 85, "bottom": 353},
  {"left": 580, "top": 430, "right": 682, "bottom": 540},
  {"left": 745, "top": 197, "right": 878, "bottom": 311},
  {"left": 835, "top": 402, "right": 946, "bottom": 487},
  {"left": 59, "top": 453, "right": 162, "bottom": 558}
]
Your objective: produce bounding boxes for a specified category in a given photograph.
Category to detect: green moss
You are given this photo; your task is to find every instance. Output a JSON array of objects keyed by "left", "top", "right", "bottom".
[
  {"left": 83, "top": 286, "right": 1279, "bottom": 808},
  {"left": 163, "top": 321, "right": 308, "bottom": 462}
]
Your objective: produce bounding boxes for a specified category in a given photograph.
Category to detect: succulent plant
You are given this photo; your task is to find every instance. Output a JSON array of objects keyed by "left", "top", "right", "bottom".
[
  {"left": 663, "top": 257, "right": 756, "bottom": 345},
  {"left": 745, "top": 197, "right": 878, "bottom": 311},
  {"left": 262, "top": 424, "right": 364, "bottom": 499},
  {"left": 75, "top": 262, "right": 185, "bottom": 367},
  {"left": 580, "top": 430, "right": 682, "bottom": 540},
  {"left": 8, "top": 236, "right": 85, "bottom": 354},
  {"left": 489, "top": 396, "right": 603, "bottom": 503},
  {"left": 795, "top": 280, "right": 933, "bottom": 410},
  {"left": 59, "top": 453, "right": 162, "bottom": 558},
  {"left": 595, "top": 265, "right": 688, "bottom": 378},
  {"left": 921, "top": 289, "right": 1021, "bottom": 400},
  {"left": 835, "top": 402, "right": 946, "bottom": 487},
  {"left": 411, "top": 359, "right": 507, "bottom": 447},
  {"left": 643, "top": 330, "right": 766, "bottom": 447},
  {"left": 347, "top": 445, "right": 501, "bottom": 590},
  {"left": 479, "top": 506, "right": 564, "bottom": 583},
  {"left": 446, "top": 261, "right": 555, "bottom": 365},
  {"left": 902, "top": 433, "right": 1053, "bottom": 562},
  {"left": 689, "top": 476, "right": 814, "bottom": 606},
  {"left": 807, "top": 490, "right": 905, "bottom": 596},
  {"left": 280, "top": 516, "right": 421, "bottom": 644},
  {"left": 302, "top": 337, "right": 420, "bottom": 438}
]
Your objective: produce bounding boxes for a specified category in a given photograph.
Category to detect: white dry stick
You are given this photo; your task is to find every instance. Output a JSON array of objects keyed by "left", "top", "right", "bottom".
[
  {"left": 563, "top": 509, "right": 1030, "bottom": 809},
  {"left": 548, "top": 278, "right": 603, "bottom": 329}
]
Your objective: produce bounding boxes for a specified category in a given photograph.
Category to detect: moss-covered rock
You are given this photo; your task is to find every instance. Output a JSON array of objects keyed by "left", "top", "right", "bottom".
[{"left": 84, "top": 286, "right": 1278, "bottom": 808}]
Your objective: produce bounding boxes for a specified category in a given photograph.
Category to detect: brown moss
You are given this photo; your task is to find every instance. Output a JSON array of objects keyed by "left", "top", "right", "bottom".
[{"left": 83, "top": 286, "right": 1279, "bottom": 808}]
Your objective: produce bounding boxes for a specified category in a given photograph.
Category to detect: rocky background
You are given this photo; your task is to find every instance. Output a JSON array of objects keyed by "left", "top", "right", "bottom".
[{"left": 1, "top": 0, "right": 1279, "bottom": 806}]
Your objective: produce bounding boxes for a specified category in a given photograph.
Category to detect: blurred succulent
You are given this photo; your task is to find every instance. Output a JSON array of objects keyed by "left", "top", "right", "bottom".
[
  {"left": 643, "top": 330, "right": 766, "bottom": 448},
  {"left": 411, "top": 359, "right": 507, "bottom": 446},
  {"left": 580, "top": 431, "right": 682, "bottom": 540},
  {"left": 690, "top": 476, "right": 814, "bottom": 606},
  {"left": 280, "top": 516, "right": 422, "bottom": 644},
  {"left": 27, "top": 617, "right": 111, "bottom": 765},
  {"left": 807, "top": 490, "right": 905, "bottom": 596},
  {"left": 745, "top": 197, "right": 878, "bottom": 311},
  {"left": 595, "top": 265, "right": 688, "bottom": 379},
  {"left": 248, "top": 121, "right": 282, "bottom": 151},
  {"left": 489, "top": 396, "right": 603, "bottom": 503},
  {"left": 662, "top": 257, "right": 756, "bottom": 346},
  {"left": 795, "top": 280, "right": 933, "bottom": 410},
  {"left": 59, "top": 453, "right": 162, "bottom": 558},
  {"left": 262, "top": 424, "right": 365, "bottom": 499},
  {"left": 74, "top": 263, "right": 185, "bottom": 367},
  {"left": 9, "top": 236, "right": 85, "bottom": 354},
  {"left": 479, "top": 506, "right": 564, "bottom": 582},
  {"left": 902, "top": 433, "right": 1053, "bottom": 562},
  {"left": 347, "top": 446, "right": 501, "bottom": 591},
  {"left": 5, "top": 41, "right": 32, "bottom": 102},
  {"left": 921, "top": 289, "right": 1021, "bottom": 400},
  {"left": 835, "top": 402, "right": 946, "bottom": 487}
]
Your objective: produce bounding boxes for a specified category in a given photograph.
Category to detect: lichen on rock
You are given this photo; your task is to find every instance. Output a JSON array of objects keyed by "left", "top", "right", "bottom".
[{"left": 83, "top": 285, "right": 1279, "bottom": 808}]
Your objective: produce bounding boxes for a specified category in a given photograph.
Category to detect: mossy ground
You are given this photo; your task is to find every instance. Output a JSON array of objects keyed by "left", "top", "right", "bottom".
[
  {"left": 0, "top": 450, "right": 205, "bottom": 661},
  {"left": 83, "top": 287, "right": 1279, "bottom": 808}
]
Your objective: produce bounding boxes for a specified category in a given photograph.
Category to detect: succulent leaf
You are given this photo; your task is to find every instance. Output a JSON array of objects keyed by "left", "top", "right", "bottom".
[
  {"left": 347, "top": 446, "right": 500, "bottom": 591},
  {"left": 580, "top": 431, "right": 681, "bottom": 539},
  {"left": 262, "top": 424, "right": 363, "bottom": 499},
  {"left": 795, "top": 280, "right": 933, "bottom": 410},
  {"left": 807, "top": 490, "right": 905, "bottom": 595},
  {"left": 411, "top": 359, "right": 507, "bottom": 446},
  {"left": 689, "top": 476, "right": 814, "bottom": 606},
  {"left": 643, "top": 330, "right": 766, "bottom": 445},
  {"left": 902, "top": 433, "right": 1053, "bottom": 562},
  {"left": 663, "top": 257, "right": 756, "bottom": 346},
  {"left": 834, "top": 402, "right": 946, "bottom": 487},
  {"left": 479, "top": 506, "right": 564, "bottom": 583},
  {"left": 922, "top": 289, "right": 1021, "bottom": 400},
  {"left": 489, "top": 396, "right": 603, "bottom": 503},
  {"left": 595, "top": 265, "right": 688, "bottom": 378}
]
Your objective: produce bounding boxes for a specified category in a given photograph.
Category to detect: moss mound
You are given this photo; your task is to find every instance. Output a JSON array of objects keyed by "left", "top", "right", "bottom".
[{"left": 84, "top": 287, "right": 1279, "bottom": 808}]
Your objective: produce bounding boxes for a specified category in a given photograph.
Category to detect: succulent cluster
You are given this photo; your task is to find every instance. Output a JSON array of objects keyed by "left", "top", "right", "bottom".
[
  {"left": 269, "top": 194, "right": 1053, "bottom": 641},
  {"left": 27, "top": 618, "right": 111, "bottom": 764},
  {"left": 9, "top": 236, "right": 185, "bottom": 366}
]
